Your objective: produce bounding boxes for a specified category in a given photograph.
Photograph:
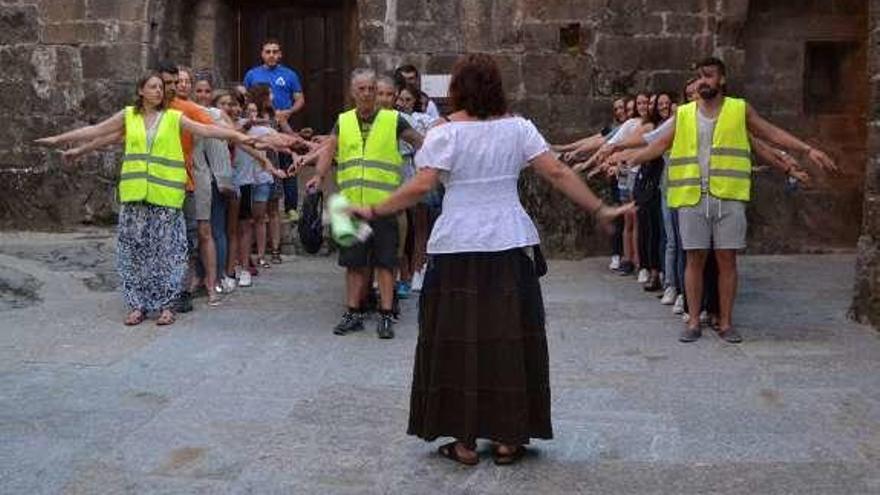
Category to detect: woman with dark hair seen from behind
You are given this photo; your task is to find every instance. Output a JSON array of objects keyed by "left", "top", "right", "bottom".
[
  {"left": 35, "top": 72, "right": 253, "bottom": 325},
  {"left": 351, "top": 54, "right": 631, "bottom": 466}
]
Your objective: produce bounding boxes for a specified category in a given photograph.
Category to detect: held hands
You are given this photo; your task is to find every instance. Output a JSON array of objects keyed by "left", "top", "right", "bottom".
[
  {"left": 806, "top": 147, "right": 839, "bottom": 174},
  {"left": 777, "top": 150, "right": 812, "bottom": 187},
  {"left": 594, "top": 202, "right": 636, "bottom": 234},
  {"left": 788, "top": 167, "right": 812, "bottom": 187},
  {"left": 592, "top": 143, "right": 617, "bottom": 168},
  {"left": 305, "top": 174, "right": 323, "bottom": 191}
]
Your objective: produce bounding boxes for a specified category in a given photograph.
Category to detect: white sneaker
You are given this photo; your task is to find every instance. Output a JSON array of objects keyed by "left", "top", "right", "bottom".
[
  {"left": 661, "top": 287, "right": 677, "bottom": 305},
  {"left": 637, "top": 269, "right": 649, "bottom": 284},
  {"left": 238, "top": 270, "right": 252, "bottom": 288},
  {"left": 221, "top": 276, "right": 237, "bottom": 294},
  {"left": 608, "top": 255, "right": 621, "bottom": 271},
  {"left": 682, "top": 313, "right": 690, "bottom": 322},
  {"left": 672, "top": 294, "right": 685, "bottom": 314},
  {"left": 411, "top": 270, "right": 424, "bottom": 292}
]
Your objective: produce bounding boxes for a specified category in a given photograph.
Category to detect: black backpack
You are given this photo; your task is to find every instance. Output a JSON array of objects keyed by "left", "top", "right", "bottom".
[{"left": 298, "top": 189, "right": 324, "bottom": 254}]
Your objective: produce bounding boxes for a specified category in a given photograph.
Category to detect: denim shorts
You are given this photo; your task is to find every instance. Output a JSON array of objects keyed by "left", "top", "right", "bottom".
[{"left": 252, "top": 182, "right": 273, "bottom": 202}]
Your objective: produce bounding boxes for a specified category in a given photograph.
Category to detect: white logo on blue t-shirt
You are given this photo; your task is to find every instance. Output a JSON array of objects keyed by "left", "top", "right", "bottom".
[{"left": 275, "top": 76, "right": 286, "bottom": 87}]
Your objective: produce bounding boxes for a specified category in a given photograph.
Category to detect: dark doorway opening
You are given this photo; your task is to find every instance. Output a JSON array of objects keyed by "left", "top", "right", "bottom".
[{"left": 234, "top": 0, "right": 357, "bottom": 133}]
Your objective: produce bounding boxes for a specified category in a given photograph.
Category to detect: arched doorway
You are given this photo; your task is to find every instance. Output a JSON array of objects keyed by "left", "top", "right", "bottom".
[{"left": 233, "top": 0, "right": 358, "bottom": 133}]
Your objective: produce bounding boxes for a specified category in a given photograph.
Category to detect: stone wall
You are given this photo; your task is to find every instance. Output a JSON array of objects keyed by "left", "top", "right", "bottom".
[
  {"left": 0, "top": 0, "right": 191, "bottom": 227},
  {"left": 0, "top": 0, "right": 871, "bottom": 260},
  {"left": 851, "top": 0, "right": 880, "bottom": 325}
]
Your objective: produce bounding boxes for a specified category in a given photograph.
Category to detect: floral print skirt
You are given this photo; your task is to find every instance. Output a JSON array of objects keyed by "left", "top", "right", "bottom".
[{"left": 116, "top": 203, "right": 187, "bottom": 314}]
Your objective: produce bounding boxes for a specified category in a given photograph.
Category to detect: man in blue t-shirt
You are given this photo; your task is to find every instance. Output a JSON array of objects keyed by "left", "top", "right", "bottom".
[{"left": 243, "top": 38, "right": 306, "bottom": 221}]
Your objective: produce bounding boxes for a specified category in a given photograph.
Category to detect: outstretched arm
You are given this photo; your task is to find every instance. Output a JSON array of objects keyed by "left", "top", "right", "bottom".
[
  {"left": 750, "top": 135, "right": 811, "bottom": 186},
  {"left": 35, "top": 110, "right": 125, "bottom": 147},
  {"left": 746, "top": 104, "right": 838, "bottom": 173},
  {"left": 553, "top": 132, "right": 603, "bottom": 153},
  {"left": 305, "top": 135, "right": 338, "bottom": 190},
  {"left": 612, "top": 125, "right": 674, "bottom": 168},
  {"left": 530, "top": 151, "right": 634, "bottom": 230},
  {"left": 401, "top": 128, "right": 424, "bottom": 150},
  {"left": 352, "top": 168, "right": 441, "bottom": 220},
  {"left": 180, "top": 116, "right": 252, "bottom": 144},
  {"left": 61, "top": 130, "right": 125, "bottom": 163}
]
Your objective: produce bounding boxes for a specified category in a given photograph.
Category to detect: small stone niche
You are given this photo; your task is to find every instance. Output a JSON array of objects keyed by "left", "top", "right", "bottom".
[
  {"left": 559, "top": 23, "right": 581, "bottom": 54},
  {"left": 803, "top": 40, "right": 862, "bottom": 115}
]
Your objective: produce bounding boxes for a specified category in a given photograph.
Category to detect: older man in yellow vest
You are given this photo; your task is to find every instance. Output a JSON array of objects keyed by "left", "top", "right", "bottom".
[
  {"left": 608, "top": 57, "right": 836, "bottom": 343},
  {"left": 308, "top": 68, "right": 424, "bottom": 339}
]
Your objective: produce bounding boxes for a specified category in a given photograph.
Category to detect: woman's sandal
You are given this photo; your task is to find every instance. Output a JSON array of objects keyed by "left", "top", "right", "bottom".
[
  {"left": 123, "top": 309, "right": 145, "bottom": 326},
  {"left": 207, "top": 290, "right": 222, "bottom": 307},
  {"left": 492, "top": 444, "right": 526, "bottom": 465},
  {"left": 437, "top": 441, "right": 479, "bottom": 466},
  {"left": 156, "top": 309, "right": 176, "bottom": 326},
  {"left": 270, "top": 250, "right": 283, "bottom": 264}
]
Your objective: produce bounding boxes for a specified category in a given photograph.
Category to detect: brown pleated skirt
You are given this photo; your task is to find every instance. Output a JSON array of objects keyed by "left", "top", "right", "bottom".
[{"left": 407, "top": 248, "right": 553, "bottom": 445}]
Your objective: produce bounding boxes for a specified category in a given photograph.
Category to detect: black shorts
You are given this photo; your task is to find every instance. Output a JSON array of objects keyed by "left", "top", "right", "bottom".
[
  {"left": 338, "top": 216, "right": 399, "bottom": 269},
  {"left": 239, "top": 184, "right": 253, "bottom": 220}
]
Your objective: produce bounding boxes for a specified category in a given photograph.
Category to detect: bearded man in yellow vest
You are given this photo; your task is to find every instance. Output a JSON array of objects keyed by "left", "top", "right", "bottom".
[
  {"left": 308, "top": 68, "right": 424, "bottom": 339},
  {"left": 609, "top": 57, "right": 837, "bottom": 343}
]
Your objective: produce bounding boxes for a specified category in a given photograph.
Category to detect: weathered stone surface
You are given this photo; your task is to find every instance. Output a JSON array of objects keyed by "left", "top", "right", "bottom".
[
  {"left": 0, "top": 5, "right": 39, "bottom": 45},
  {"left": 41, "top": 21, "right": 112, "bottom": 45},
  {"left": 81, "top": 43, "right": 145, "bottom": 80},
  {"left": 0, "top": 46, "right": 38, "bottom": 81},
  {"left": 37, "top": 0, "right": 87, "bottom": 23},
  {"left": 86, "top": 0, "right": 147, "bottom": 22}
]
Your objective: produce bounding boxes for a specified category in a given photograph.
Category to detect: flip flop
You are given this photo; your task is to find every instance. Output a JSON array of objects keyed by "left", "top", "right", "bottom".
[
  {"left": 437, "top": 441, "right": 479, "bottom": 466},
  {"left": 492, "top": 445, "right": 526, "bottom": 466},
  {"left": 156, "top": 310, "right": 176, "bottom": 326},
  {"left": 123, "top": 309, "right": 145, "bottom": 326}
]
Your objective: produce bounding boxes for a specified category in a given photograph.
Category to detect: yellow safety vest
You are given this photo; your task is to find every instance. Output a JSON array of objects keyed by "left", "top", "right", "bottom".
[
  {"left": 335, "top": 108, "right": 403, "bottom": 206},
  {"left": 120, "top": 106, "right": 186, "bottom": 209},
  {"left": 667, "top": 97, "right": 752, "bottom": 208}
]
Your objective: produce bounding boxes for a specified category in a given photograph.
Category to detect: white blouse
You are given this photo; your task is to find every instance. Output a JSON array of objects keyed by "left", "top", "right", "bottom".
[{"left": 415, "top": 116, "right": 549, "bottom": 254}]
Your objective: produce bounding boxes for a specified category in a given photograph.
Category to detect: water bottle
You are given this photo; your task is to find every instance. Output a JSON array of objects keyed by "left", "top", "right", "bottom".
[
  {"left": 326, "top": 194, "right": 372, "bottom": 247},
  {"left": 784, "top": 175, "right": 799, "bottom": 195}
]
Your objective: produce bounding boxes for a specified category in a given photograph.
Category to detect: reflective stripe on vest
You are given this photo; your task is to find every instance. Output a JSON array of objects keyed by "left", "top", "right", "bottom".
[
  {"left": 120, "top": 107, "right": 186, "bottom": 209},
  {"left": 666, "top": 97, "right": 752, "bottom": 208},
  {"left": 335, "top": 108, "right": 403, "bottom": 207}
]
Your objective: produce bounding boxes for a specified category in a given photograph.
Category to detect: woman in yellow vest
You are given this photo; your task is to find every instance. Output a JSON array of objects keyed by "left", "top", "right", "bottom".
[{"left": 36, "top": 72, "right": 254, "bottom": 326}]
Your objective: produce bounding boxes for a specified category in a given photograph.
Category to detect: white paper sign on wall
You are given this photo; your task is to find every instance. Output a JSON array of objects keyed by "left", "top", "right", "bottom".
[{"left": 421, "top": 74, "right": 451, "bottom": 98}]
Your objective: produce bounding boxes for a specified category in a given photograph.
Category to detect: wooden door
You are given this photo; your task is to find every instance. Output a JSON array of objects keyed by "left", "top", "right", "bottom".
[{"left": 235, "top": 0, "right": 352, "bottom": 133}]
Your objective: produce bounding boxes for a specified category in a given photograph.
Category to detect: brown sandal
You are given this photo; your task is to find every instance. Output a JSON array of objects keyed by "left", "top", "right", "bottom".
[
  {"left": 437, "top": 441, "right": 479, "bottom": 466},
  {"left": 156, "top": 309, "right": 176, "bottom": 326},
  {"left": 492, "top": 444, "right": 526, "bottom": 465},
  {"left": 124, "top": 309, "right": 145, "bottom": 326}
]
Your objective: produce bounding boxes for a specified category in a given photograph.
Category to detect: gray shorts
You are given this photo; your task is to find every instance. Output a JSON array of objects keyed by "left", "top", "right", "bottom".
[
  {"left": 191, "top": 166, "right": 212, "bottom": 221},
  {"left": 678, "top": 195, "right": 747, "bottom": 250}
]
